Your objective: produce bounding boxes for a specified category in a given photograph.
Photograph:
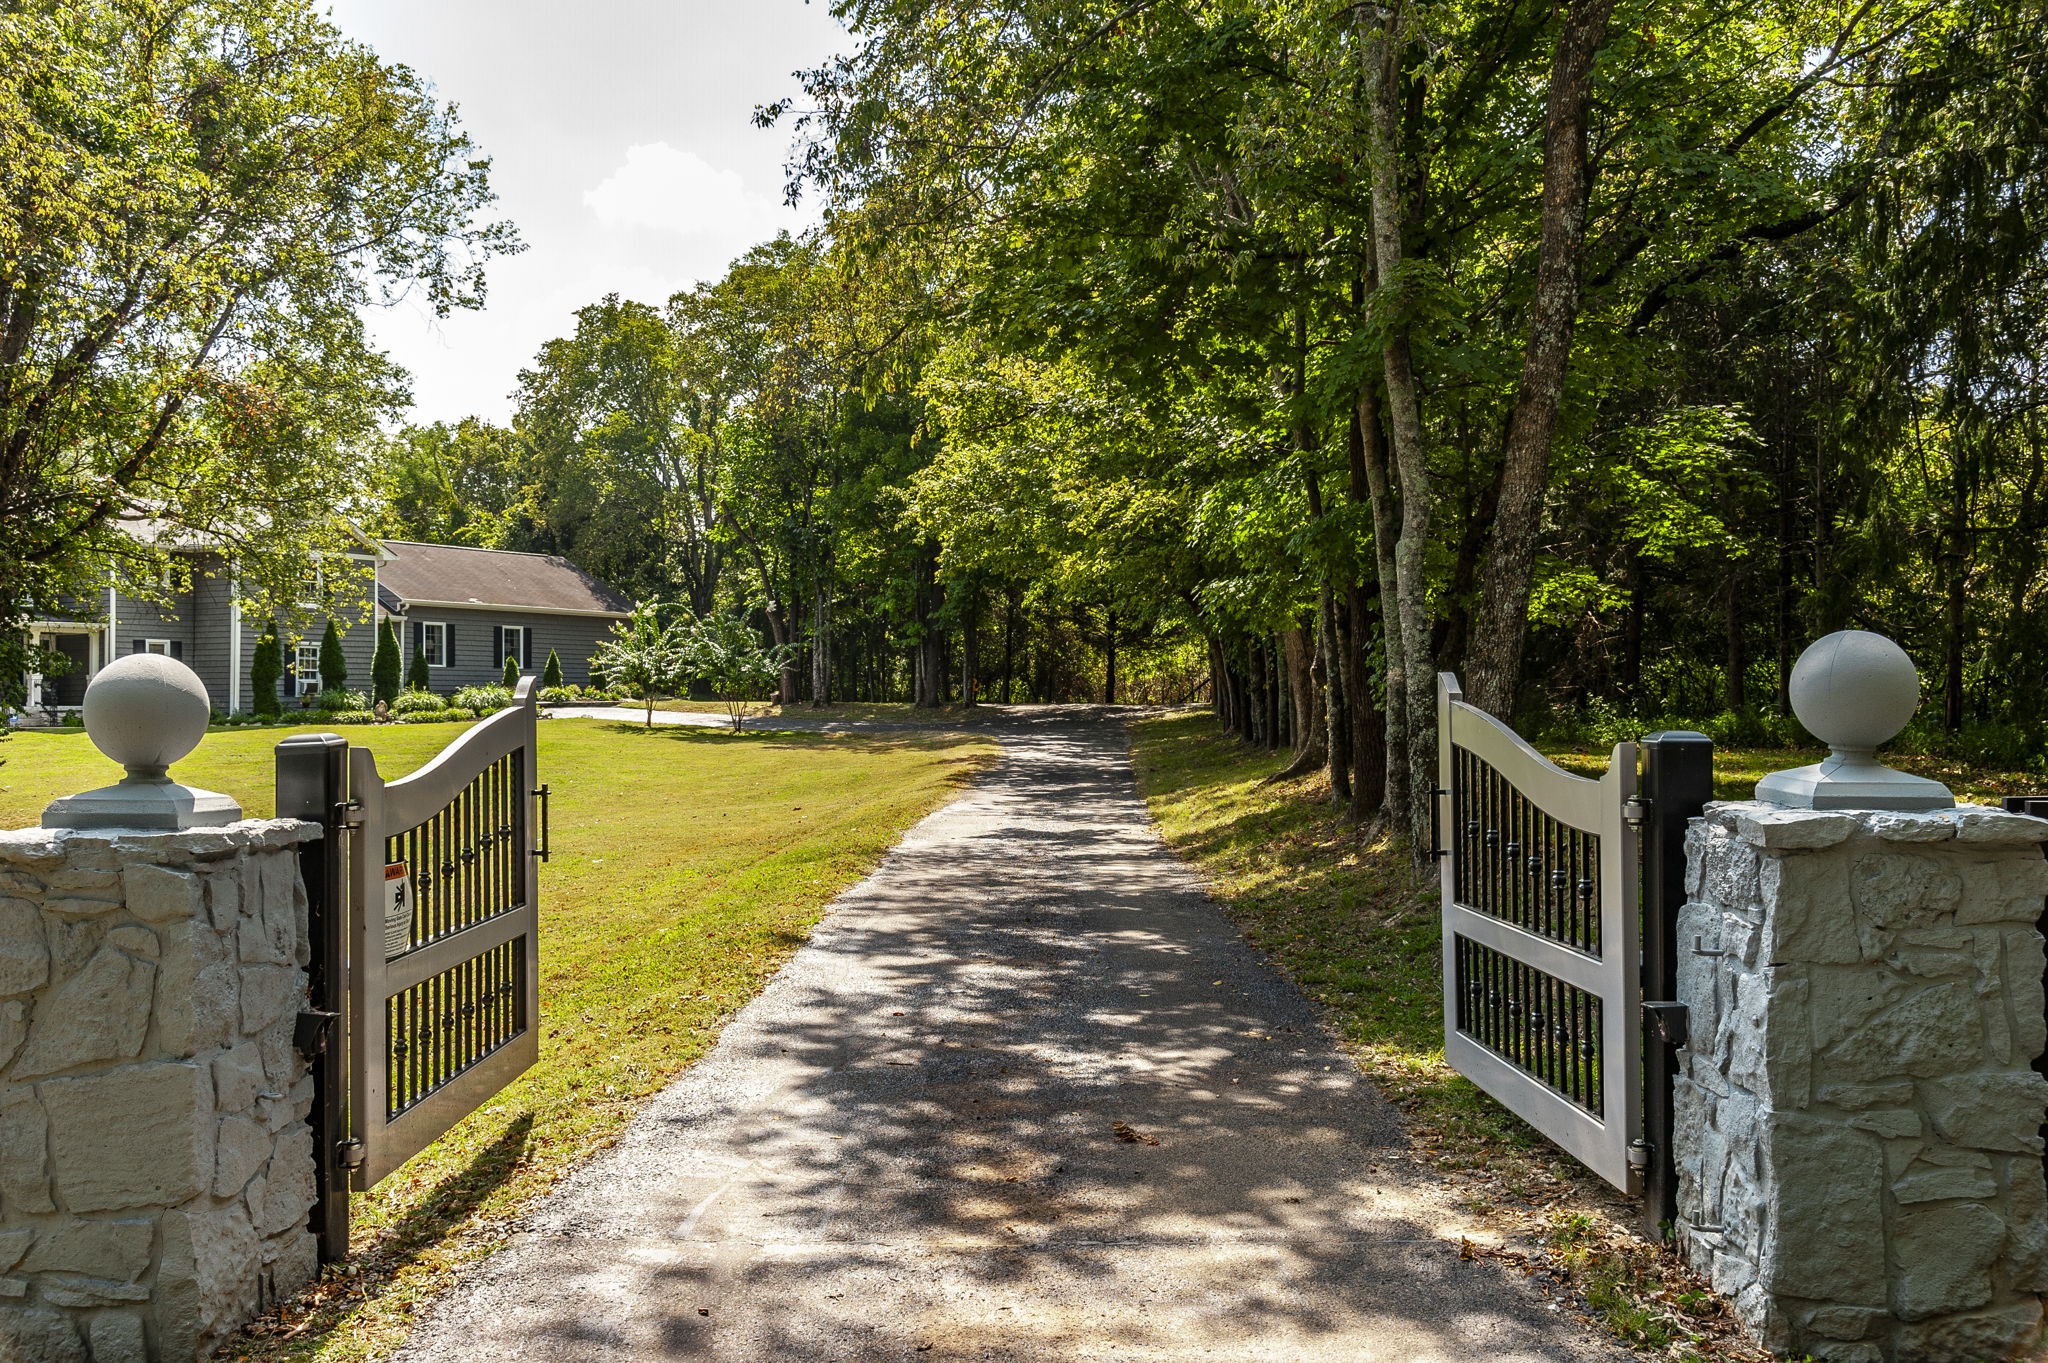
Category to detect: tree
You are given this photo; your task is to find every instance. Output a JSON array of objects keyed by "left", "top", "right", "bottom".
[
  {"left": 407, "top": 644, "right": 431, "bottom": 693},
  {"left": 542, "top": 649, "right": 565, "bottom": 690},
  {"left": 251, "top": 623, "right": 283, "bottom": 717},
  {"left": 0, "top": 0, "right": 516, "bottom": 707},
  {"left": 319, "top": 620, "right": 348, "bottom": 694},
  {"left": 589, "top": 603, "right": 693, "bottom": 727},
  {"left": 684, "top": 612, "right": 801, "bottom": 732},
  {"left": 501, "top": 654, "right": 520, "bottom": 688},
  {"left": 373, "top": 621, "right": 402, "bottom": 706}
]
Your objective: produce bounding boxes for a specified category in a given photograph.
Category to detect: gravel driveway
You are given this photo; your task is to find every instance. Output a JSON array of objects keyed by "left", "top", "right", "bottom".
[{"left": 396, "top": 711, "right": 1624, "bottom": 1362}]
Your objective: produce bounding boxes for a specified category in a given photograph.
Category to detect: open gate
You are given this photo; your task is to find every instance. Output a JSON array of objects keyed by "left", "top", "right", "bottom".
[
  {"left": 278, "top": 679, "right": 548, "bottom": 1258},
  {"left": 1436, "top": 672, "right": 1644, "bottom": 1194}
]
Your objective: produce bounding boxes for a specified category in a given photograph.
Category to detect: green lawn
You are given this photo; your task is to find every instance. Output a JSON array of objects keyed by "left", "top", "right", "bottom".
[
  {"left": 2, "top": 718, "right": 995, "bottom": 1362},
  {"left": 1127, "top": 713, "right": 1769, "bottom": 1362}
]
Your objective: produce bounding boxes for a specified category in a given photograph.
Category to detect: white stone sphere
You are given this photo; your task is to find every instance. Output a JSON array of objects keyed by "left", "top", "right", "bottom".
[
  {"left": 82, "top": 654, "right": 212, "bottom": 777},
  {"left": 1788, "top": 630, "right": 1921, "bottom": 751}
]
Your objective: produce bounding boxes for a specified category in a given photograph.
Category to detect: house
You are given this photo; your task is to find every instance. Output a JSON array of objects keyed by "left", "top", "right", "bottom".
[{"left": 19, "top": 536, "right": 632, "bottom": 717}]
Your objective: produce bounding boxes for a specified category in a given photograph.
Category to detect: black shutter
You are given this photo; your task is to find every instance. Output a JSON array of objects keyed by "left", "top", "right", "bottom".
[
  {"left": 412, "top": 620, "right": 423, "bottom": 663},
  {"left": 523, "top": 628, "right": 533, "bottom": 667},
  {"left": 169, "top": 640, "right": 183, "bottom": 661},
  {"left": 130, "top": 639, "right": 144, "bottom": 654},
  {"left": 491, "top": 625, "right": 503, "bottom": 666},
  {"left": 445, "top": 623, "right": 455, "bottom": 666}
]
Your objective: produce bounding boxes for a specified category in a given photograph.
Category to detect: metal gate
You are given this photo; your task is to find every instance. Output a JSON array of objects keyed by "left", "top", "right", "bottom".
[
  {"left": 278, "top": 679, "right": 548, "bottom": 1256},
  {"left": 1436, "top": 673, "right": 1643, "bottom": 1193},
  {"left": 347, "top": 681, "right": 546, "bottom": 1186}
]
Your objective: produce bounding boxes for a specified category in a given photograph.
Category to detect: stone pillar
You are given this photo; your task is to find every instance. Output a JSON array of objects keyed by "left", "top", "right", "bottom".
[
  {"left": 1677, "top": 801, "right": 2048, "bottom": 1362},
  {"left": 0, "top": 820, "right": 321, "bottom": 1363}
]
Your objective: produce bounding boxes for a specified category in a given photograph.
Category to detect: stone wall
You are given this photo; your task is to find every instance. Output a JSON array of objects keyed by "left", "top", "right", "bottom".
[
  {"left": 0, "top": 820, "right": 321, "bottom": 1363},
  {"left": 1676, "top": 801, "right": 2048, "bottom": 1362}
]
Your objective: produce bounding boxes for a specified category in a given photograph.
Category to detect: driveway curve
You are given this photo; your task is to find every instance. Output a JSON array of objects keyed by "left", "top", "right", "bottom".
[{"left": 397, "top": 710, "right": 1623, "bottom": 1362}]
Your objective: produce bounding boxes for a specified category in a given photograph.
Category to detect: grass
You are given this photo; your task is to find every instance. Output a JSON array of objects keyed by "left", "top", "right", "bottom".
[
  {"left": 1127, "top": 713, "right": 1774, "bottom": 1363},
  {"left": 646, "top": 698, "right": 1015, "bottom": 726},
  {"left": 1542, "top": 739, "right": 2045, "bottom": 806},
  {"left": 2, "top": 717, "right": 996, "bottom": 1362}
]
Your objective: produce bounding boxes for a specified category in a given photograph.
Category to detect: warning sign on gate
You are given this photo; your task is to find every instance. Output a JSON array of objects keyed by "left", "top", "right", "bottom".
[{"left": 383, "top": 862, "right": 412, "bottom": 959}]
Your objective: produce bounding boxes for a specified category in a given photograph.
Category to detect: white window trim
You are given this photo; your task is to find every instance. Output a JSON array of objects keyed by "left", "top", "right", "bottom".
[
  {"left": 421, "top": 621, "right": 451, "bottom": 668},
  {"left": 142, "top": 639, "right": 173, "bottom": 656},
  {"left": 296, "top": 641, "right": 323, "bottom": 694},
  {"left": 501, "top": 625, "right": 526, "bottom": 666}
]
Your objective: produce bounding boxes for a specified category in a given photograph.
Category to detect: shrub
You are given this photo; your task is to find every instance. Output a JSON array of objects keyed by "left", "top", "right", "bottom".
[
  {"left": 329, "top": 710, "right": 379, "bottom": 726},
  {"left": 373, "top": 619, "right": 402, "bottom": 706},
  {"left": 407, "top": 641, "right": 430, "bottom": 692},
  {"left": 315, "top": 687, "right": 367, "bottom": 712},
  {"left": 538, "top": 686, "right": 576, "bottom": 704},
  {"left": 453, "top": 685, "right": 512, "bottom": 712},
  {"left": 319, "top": 618, "right": 348, "bottom": 692},
  {"left": 443, "top": 707, "right": 477, "bottom": 721},
  {"left": 501, "top": 654, "right": 521, "bottom": 689},
  {"left": 398, "top": 709, "right": 456, "bottom": 724},
  {"left": 542, "top": 648, "right": 564, "bottom": 690},
  {"left": 250, "top": 621, "right": 283, "bottom": 717},
  {"left": 391, "top": 690, "right": 446, "bottom": 714}
]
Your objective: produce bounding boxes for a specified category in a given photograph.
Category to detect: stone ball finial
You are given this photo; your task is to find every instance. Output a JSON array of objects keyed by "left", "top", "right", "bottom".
[
  {"left": 1757, "top": 629, "right": 1952, "bottom": 811},
  {"left": 1788, "top": 630, "right": 1921, "bottom": 753},
  {"left": 82, "top": 653, "right": 212, "bottom": 780}
]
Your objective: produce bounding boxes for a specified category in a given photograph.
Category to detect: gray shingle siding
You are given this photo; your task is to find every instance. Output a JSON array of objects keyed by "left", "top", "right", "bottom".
[{"left": 404, "top": 606, "right": 617, "bottom": 693}]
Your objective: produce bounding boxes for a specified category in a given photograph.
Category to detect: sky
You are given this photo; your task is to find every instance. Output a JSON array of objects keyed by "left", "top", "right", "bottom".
[{"left": 320, "top": 0, "right": 849, "bottom": 426}]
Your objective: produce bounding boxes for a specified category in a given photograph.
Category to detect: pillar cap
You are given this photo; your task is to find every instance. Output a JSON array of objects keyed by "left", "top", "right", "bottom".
[
  {"left": 42, "top": 654, "right": 243, "bottom": 831},
  {"left": 1757, "top": 631, "right": 1954, "bottom": 812}
]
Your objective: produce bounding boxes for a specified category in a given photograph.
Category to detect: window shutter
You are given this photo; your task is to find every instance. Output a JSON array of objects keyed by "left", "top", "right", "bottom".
[
  {"left": 169, "top": 641, "right": 183, "bottom": 661},
  {"left": 131, "top": 639, "right": 144, "bottom": 654},
  {"left": 523, "top": 629, "right": 533, "bottom": 667},
  {"left": 492, "top": 626, "right": 502, "bottom": 665},
  {"left": 445, "top": 624, "right": 456, "bottom": 666},
  {"left": 412, "top": 620, "right": 423, "bottom": 663}
]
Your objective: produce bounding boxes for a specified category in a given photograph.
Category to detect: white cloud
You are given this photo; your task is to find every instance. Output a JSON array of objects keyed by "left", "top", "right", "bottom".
[{"left": 583, "top": 142, "right": 788, "bottom": 238}]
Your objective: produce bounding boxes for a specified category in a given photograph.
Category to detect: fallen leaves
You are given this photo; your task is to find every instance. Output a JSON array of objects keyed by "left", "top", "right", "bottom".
[{"left": 1111, "top": 1121, "right": 1160, "bottom": 1146}]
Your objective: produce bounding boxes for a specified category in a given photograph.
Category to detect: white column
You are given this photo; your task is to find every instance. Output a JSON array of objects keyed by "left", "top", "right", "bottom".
[{"left": 228, "top": 571, "right": 243, "bottom": 714}]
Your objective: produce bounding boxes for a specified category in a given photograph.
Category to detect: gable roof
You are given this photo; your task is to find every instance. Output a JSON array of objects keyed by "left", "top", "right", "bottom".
[{"left": 377, "top": 541, "right": 632, "bottom": 617}]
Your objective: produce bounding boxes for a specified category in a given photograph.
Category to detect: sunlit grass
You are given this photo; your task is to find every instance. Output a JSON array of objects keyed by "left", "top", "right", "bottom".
[{"left": 3, "top": 719, "right": 996, "bottom": 1362}]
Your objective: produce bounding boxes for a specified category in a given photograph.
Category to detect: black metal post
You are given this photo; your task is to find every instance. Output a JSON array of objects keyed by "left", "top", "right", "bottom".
[
  {"left": 277, "top": 732, "right": 351, "bottom": 1263},
  {"left": 1639, "top": 730, "right": 1713, "bottom": 1240},
  {"left": 2000, "top": 796, "right": 2048, "bottom": 1184}
]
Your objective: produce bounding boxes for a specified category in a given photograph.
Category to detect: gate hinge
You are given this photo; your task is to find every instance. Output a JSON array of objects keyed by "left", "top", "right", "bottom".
[
  {"left": 336, "top": 1139, "right": 366, "bottom": 1171},
  {"left": 1643, "top": 1000, "right": 1689, "bottom": 1049},
  {"left": 293, "top": 1009, "right": 340, "bottom": 1060},
  {"left": 1626, "top": 1138, "right": 1652, "bottom": 1171},
  {"left": 1622, "top": 795, "right": 1651, "bottom": 828},
  {"left": 332, "top": 798, "right": 363, "bottom": 831}
]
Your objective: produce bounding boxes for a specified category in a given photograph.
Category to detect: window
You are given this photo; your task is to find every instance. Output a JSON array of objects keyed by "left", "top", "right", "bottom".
[
  {"left": 296, "top": 642, "right": 322, "bottom": 695},
  {"left": 143, "top": 639, "right": 172, "bottom": 656},
  {"left": 501, "top": 625, "right": 526, "bottom": 669},
  {"left": 421, "top": 621, "right": 450, "bottom": 667}
]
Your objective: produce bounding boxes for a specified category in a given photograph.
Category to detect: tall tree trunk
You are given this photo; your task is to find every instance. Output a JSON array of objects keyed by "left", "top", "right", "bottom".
[
  {"left": 1104, "top": 608, "right": 1119, "bottom": 705},
  {"left": 1365, "top": 7, "right": 1437, "bottom": 853},
  {"left": 1725, "top": 572, "right": 1746, "bottom": 711},
  {"left": 1352, "top": 322, "right": 1406, "bottom": 825},
  {"left": 1000, "top": 587, "right": 1019, "bottom": 704},
  {"left": 913, "top": 549, "right": 944, "bottom": 708},
  {"left": 1463, "top": 0, "right": 1620, "bottom": 720},
  {"left": 1270, "top": 624, "right": 1328, "bottom": 780},
  {"left": 811, "top": 587, "right": 832, "bottom": 707},
  {"left": 960, "top": 580, "right": 980, "bottom": 706}
]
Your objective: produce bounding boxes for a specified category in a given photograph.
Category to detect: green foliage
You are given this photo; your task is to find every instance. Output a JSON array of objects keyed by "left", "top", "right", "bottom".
[
  {"left": 314, "top": 687, "right": 368, "bottom": 713},
  {"left": 452, "top": 685, "right": 513, "bottom": 713},
  {"left": 590, "top": 603, "right": 694, "bottom": 727},
  {"left": 407, "top": 645, "right": 431, "bottom": 693},
  {"left": 538, "top": 686, "right": 576, "bottom": 704},
  {"left": 0, "top": 0, "right": 516, "bottom": 704},
  {"left": 327, "top": 710, "right": 380, "bottom": 726},
  {"left": 318, "top": 620, "right": 348, "bottom": 693},
  {"left": 501, "top": 654, "right": 521, "bottom": 689},
  {"left": 542, "top": 649, "right": 565, "bottom": 690},
  {"left": 372, "top": 620, "right": 403, "bottom": 706},
  {"left": 681, "top": 612, "right": 802, "bottom": 732},
  {"left": 391, "top": 690, "right": 447, "bottom": 715},
  {"left": 250, "top": 623, "right": 283, "bottom": 717}
]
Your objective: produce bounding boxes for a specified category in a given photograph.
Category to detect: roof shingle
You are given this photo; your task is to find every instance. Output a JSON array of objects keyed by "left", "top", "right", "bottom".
[{"left": 377, "top": 541, "right": 631, "bottom": 615}]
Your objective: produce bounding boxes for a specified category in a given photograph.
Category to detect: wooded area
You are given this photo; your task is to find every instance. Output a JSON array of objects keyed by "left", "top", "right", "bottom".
[{"left": 9, "top": 0, "right": 2047, "bottom": 844}]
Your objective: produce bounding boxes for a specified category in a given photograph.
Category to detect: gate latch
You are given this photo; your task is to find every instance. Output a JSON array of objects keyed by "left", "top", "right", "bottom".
[
  {"left": 293, "top": 1009, "right": 340, "bottom": 1060},
  {"left": 1643, "top": 1000, "right": 1689, "bottom": 1050}
]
